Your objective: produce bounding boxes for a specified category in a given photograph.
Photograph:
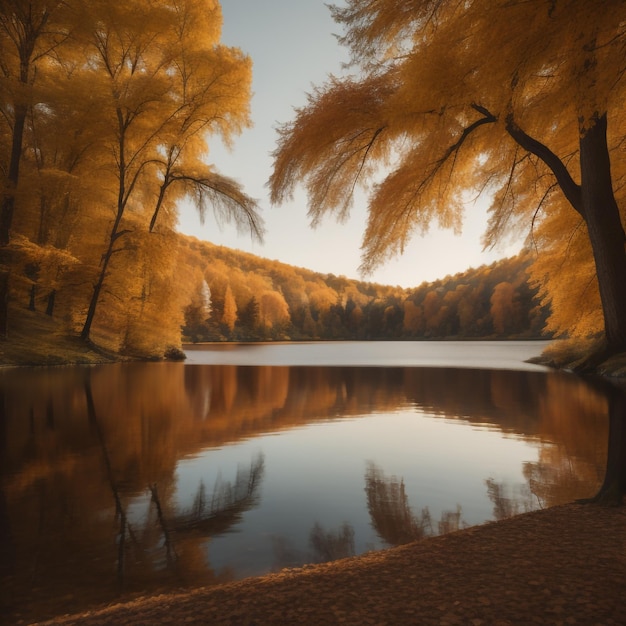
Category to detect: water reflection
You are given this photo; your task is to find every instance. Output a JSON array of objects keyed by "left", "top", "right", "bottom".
[
  {"left": 365, "top": 462, "right": 435, "bottom": 544},
  {"left": 0, "top": 361, "right": 612, "bottom": 623},
  {"left": 577, "top": 376, "right": 626, "bottom": 505}
]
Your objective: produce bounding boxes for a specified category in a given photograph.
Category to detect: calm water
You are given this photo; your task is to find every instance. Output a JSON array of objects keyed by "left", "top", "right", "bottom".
[{"left": 0, "top": 342, "right": 610, "bottom": 623}]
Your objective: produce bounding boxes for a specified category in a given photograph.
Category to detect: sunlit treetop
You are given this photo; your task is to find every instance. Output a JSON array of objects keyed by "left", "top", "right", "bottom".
[{"left": 270, "top": 0, "right": 626, "bottom": 273}]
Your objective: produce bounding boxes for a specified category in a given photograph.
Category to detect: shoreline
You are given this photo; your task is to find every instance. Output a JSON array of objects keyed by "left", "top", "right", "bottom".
[{"left": 29, "top": 502, "right": 626, "bottom": 626}]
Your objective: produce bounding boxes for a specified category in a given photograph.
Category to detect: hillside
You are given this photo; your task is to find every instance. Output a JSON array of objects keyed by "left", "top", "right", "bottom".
[
  {"left": 179, "top": 236, "right": 550, "bottom": 342},
  {"left": 0, "top": 236, "right": 551, "bottom": 366}
]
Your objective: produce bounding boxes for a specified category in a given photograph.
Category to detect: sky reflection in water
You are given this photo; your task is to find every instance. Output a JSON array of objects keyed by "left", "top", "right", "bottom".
[
  {"left": 0, "top": 342, "right": 609, "bottom": 622},
  {"left": 174, "top": 409, "right": 540, "bottom": 578}
]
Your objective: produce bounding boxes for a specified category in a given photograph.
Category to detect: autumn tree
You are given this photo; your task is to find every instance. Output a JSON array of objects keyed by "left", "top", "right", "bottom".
[
  {"left": 0, "top": 0, "right": 78, "bottom": 336},
  {"left": 0, "top": 0, "right": 260, "bottom": 355},
  {"left": 258, "top": 290, "right": 290, "bottom": 336},
  {"left": 184, "top": 277, "right": 211, "bottom": 342},
  {"left": 145, "top": 0, "right": 263, "bottom": 239},
  {"left": 491, "top": 281, "right": 516, "bottom": 336},
  {"left": 237, "top": 296, "right": 259, "bottom": 338},
  {"left": 75, "top": 0, "right": 260, "bottom": 345},
  {"left": 270, "top": 0, "right": 626, "bottom": 360},
  {"left": 403, "top": 299, "right": 423, "bottom": 335},
  {"left": 0, "top": 1, "right": 77, "bottom": 244},
  {"left": 10, "top": 47, "right": 113, "bottom": 324},
  {"left": 222, "top": 284, "right": 237, "bottom": 333}
]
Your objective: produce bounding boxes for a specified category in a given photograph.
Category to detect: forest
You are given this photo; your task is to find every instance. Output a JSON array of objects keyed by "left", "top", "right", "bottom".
[
  {"left": 1, "top": 0, "right": 624, "bottom": 361},
  {"left": 180, "top": 238, "right": 550, "bottom": 343},
  {"left": 0, "top": 0, "right": 263, "bottom": 359}
]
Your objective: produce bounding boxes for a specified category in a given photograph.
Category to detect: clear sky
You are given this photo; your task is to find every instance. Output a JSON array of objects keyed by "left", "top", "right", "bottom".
[{"left": 176, "top": 0, "right": 524, "bottom": 288}]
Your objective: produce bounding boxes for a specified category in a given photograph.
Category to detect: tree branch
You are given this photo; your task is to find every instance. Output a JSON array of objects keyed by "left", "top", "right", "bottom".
[
  {"left": 505, "top": 114, "right": 584, "bottom": 217},
  {"left": 420, "top": 104, "right": 497, "bottom": 193}
]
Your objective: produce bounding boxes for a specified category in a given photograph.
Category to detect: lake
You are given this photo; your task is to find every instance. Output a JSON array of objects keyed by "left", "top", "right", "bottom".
[{"left": 0, "top": 341, "right": 610, "bottom": 623}]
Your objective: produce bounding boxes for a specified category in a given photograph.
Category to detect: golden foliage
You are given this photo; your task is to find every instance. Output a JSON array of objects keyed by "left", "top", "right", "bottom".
[
  {"left": 270, "top": 0, "right": 626, "bottom": 339},
  {"left": 528, "top": 209, "right": 603, "bottom": 338},
  {"left": 0, "top": 0, "right": 259, "bottom": 356},
  {"left": 490, "top": 281, "right": 515, "bottom": 335},
  {"left": 222, "top": 284, "right": 237, "bottom": 331}
]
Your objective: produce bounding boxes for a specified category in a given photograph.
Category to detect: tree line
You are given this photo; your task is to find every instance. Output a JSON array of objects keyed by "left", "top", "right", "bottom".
[{"left": 180, "top": 237, "right": 550, "bottom": 342}]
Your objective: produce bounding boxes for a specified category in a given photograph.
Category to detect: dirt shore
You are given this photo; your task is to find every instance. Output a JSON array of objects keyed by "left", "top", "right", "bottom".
[{"left": 26, "top": 503, "right": 625, "bottom": 626}]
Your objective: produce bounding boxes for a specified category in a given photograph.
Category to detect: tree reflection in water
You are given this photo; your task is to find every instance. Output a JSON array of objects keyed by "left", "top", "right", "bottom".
[
  {"left": 273, "top": 460, "right": 469, "bottom": 570},
  {"left": 578, "top": 378, "right": 626, "bottom": 505},
  {"left": 0, "top": 359, "right": 617, "bottom": 623},
  {"left": 365, "top": 461, "right": 434, "bottom": 545},
  {"left": 85, "top": 375, "right": 266, "bottom": 588},
  {"left": 485, "top": 478, "right": 533, "bottom": 521},
  {"left": 170, "top": 454, "right": 264, "bottom": 535},
  {"left": 271, "top": 522, "right": 356, "bottom": 570},
  {"left": 364, "top": 462, "right": 469, "bottom": 546},
  {"left": 309, "top": 522, "right": 355, "bottom": 562}
]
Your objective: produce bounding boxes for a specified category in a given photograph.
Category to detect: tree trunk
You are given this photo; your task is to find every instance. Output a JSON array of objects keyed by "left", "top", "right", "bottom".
[
  {"left": 28, "top": 285, "right": 36, "bottom": 311},
  {"left": 0, "top": 105, "right": 28, "bottom": 339},
  {"left": 1, "top": 102, "right": 27, "bottom": 245},
  {"left": 149, "top": 182, "right": 168, "bottom": 233},
  {"left": 580, "top": 377, "right": 626, "bottom": 505},
  {"left": 597, "top": 384, "right": 626, "bottom": 504},
  {"left": 0, "top": 270, "right": 8, "bottom": 339},
  {"left": 80, "top": 248, "right": 113, "bottom": 342},
  {"left": 579, "top": 113, "right": 626, "bottom": 354},
  {"left": 46, "top": 290, "right": 56, "bottom": 317},
  {"left": 80, "top": 216, "right": 130, "bottom": 341}
]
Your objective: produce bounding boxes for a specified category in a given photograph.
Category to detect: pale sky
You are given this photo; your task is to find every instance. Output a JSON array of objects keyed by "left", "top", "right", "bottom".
[{"left": 176, "top": 0, "right": 524, "bottom": 288}]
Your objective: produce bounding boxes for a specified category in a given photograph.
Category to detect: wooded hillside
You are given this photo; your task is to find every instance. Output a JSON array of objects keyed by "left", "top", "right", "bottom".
[{"left": 179, "top": 236, "right": 550, "bottom": 342}]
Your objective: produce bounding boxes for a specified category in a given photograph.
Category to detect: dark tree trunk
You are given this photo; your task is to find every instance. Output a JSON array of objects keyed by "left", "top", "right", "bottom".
[
  {"left": 45, "top": 289, "right": 56, "bottom": 316},
  {"left": 581, "top": 378, "right": 626, "bottom": 505},
  {"left": 81, "top": 107, "right": 132, "bottom": 344},
  {"left": 0, "top": 270, "right": 8, "bottom": 339},
  {"left": 579, "top": 113, "right": 626, "bottom": 354},
  {"left": 0, "top": 105, "right": 26, "bottom": 247},
  {"left": 80, "top": 214, "right": 130, "bottom": 341},
  {"left": 149, "top": 182, "right": 168, "bottom": 233},
  {"left": 28, "top": 285, "right": 36, "bottom": 311},
  {"left": 506, "top": 111, "right": 626, "bottom": 358},
  {"left": 0, "top": 105, "right": 27, "bottom": 340},
  {"left": 80, "top": 249, "right": 112, "bottom": 342}
]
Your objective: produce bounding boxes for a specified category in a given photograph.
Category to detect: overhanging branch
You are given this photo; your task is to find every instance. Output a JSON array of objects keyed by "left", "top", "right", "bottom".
[
  {"left": 505, "top": 114, "right": 584, "bottom": 217},
  {"left": 420, "top": 103, "right": 497, "bottom": 193}
]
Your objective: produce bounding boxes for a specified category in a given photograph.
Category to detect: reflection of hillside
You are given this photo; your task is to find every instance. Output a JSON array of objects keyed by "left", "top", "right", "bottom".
[
  {"left": 402, "top": 367, "right": 605, "bottom": 439},
  {"left": 2, "top": 365, "right": 608, "bottom": 496},
  {"left": 0, "top": 362, "right": 611, "bottom": 622},
  {"left": 403, "top": 368, "right": 608, "bottom": 507}
]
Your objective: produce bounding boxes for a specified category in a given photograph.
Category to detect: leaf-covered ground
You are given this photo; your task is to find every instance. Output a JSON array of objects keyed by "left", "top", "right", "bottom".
[
  {"left": 0, "top": 308, "right": 118, "bottom": 366},
  {"left": 24, "top": 503, "right": 626, "bottom": 626}
]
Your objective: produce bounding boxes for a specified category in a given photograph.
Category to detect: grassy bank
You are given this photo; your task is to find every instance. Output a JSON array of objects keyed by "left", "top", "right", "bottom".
[
  {"left": 528, "top": 337, "right": 626, "bottom": 378},
  {"left": 5, "top": 307, "right": 626, "bottom": 377},
  {"left": 0, "top": 308, "right": 120, "bottom": 366}
]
